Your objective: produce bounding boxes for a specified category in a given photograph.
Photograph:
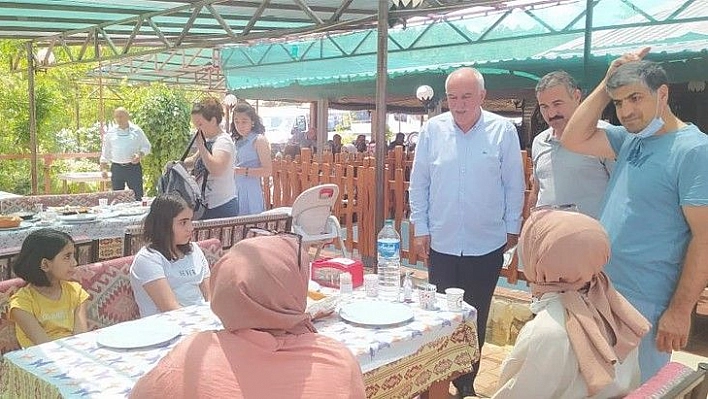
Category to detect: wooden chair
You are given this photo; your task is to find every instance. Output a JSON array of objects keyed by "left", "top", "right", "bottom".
[{"left": 123, "top": 212, "right": 292, "bottom": 256}]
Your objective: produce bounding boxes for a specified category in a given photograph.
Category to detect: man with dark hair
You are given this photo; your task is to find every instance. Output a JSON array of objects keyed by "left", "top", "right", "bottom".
[
  {"left": 529, "top": 71, "right": 613, "bottom": 218},
  {"left": 562, "top": 48, "right": 708, "bottom": 381}
]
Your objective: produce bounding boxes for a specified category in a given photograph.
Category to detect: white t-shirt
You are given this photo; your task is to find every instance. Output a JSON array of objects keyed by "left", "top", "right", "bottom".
[
  {"left": 202, "top": 132, "right": 237, "bottom": 208},
  {"left": 130, "top": 243, "right": 210, "bottom": 317}
]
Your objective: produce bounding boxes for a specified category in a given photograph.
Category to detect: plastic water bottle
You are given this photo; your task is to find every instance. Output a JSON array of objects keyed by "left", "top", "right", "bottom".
[{"left": 377, "top": 220, "right": 401, "bottom": 301}]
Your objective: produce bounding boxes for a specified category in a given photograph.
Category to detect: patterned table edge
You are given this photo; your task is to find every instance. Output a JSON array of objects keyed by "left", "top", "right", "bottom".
[
  {"left": 0, "top": 320, "right": 478, "bottom": 399},
  {"left": 362, "top": 320, "right": 479, "bottom": 399}
]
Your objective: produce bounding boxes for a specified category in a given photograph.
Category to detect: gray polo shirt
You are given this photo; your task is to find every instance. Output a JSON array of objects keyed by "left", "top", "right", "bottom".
[{"left": 532, "top": 126, "right": 614, "bottom": 219}]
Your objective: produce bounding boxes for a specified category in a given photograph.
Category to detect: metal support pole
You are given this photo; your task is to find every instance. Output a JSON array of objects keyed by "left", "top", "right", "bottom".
[
  {"left": 26, "top": 42, "right": 38, "bottom": 194},
  {"left": 373, "top": 0, "right": 389, "bottom": 270},
  {"left": 583, "top": 0, "right": 595, "bottom": 87}
]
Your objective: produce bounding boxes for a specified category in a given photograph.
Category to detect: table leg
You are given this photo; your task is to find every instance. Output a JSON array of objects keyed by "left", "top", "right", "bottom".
[{"left": 421, "top": 379, "right": 451, "bottom": 399}]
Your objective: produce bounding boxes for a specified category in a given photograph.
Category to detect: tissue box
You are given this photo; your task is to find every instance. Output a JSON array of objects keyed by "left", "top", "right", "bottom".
[{"left": 311, "top": 257, "right": 364, "bottom": 288}]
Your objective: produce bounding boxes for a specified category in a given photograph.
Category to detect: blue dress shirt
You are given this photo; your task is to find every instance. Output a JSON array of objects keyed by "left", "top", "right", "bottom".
[{"left": 409, "top": 111, "right": 525, "bottom": 256}]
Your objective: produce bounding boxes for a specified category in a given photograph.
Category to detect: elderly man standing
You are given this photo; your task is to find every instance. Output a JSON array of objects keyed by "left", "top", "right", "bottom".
[
  {"left": 562, "top": 48, "right": 708, "bottom": 382},
  {"left": 529, "top": 71, "right": 614, "bottom": 218},
  {"left": 100, "top": 107, "right": 151, "bottom": 201},
  {"left": 409, "top": 67, "right": 525, "bottom": 398}
]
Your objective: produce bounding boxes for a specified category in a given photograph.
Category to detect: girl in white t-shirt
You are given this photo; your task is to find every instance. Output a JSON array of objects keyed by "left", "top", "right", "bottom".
[{"left": 130, "top": 193, "right": 211, "bottom": 317}]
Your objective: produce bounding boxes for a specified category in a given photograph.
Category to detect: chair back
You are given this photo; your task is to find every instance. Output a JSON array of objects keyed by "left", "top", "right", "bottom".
[
  {"left": 626, "top": 361, "right": 708, "bottom": 399},
  {"left": 290, "top": 184, "right": 339, "bottom": 237},
  {"left": 123, "top": 213, "right": 292, "bottom": 256}
]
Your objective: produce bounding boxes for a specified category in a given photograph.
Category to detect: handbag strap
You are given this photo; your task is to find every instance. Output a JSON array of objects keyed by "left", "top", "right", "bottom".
[{"left": 180, "top": 132, "right": 199, "bottom": 162}]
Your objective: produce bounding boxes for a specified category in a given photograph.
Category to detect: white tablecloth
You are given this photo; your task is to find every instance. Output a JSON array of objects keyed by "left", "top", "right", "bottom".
[
  {"left": 0, "top": 212, "right": 145, "bottom": 250},
  {"left": 1, "top": 292, "right": 477, "bottom": 398}
]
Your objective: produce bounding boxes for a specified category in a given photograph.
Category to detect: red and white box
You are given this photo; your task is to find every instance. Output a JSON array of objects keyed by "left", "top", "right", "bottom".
[{"left": 311, "top": 257, "right": 364, "bottom": 289}]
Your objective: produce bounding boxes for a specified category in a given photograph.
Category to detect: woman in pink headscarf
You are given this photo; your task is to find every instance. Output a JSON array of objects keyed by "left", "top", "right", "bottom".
[
  {"left": 130, "top": 235, "right": 366, "bottom": 399},
  {"left": 493, "top": 210, "right": 651, "bottom": 399}
]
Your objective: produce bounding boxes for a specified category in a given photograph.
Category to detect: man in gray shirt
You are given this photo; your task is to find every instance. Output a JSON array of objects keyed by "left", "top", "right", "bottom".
[{"left": 529, "top": 71, "right": 613, "bottom": 218}]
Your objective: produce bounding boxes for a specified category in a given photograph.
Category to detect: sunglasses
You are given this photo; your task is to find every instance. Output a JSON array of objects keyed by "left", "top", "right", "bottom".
[
  {"left": 530, "top": 203, "right": 579, "bottom": 213},
  {"left": 246, "top": 227, "right": 304, "bottom": 270}
]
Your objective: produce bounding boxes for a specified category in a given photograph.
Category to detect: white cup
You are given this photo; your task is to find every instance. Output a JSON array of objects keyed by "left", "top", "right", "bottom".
[
  {"left": 98, "top": 198, "right": 108, "bottom": 208},
  {"left": 363, "top": 274, "right": 378, "bottom": 297},
  {"left": 445, "top": 287, "right": 465, "bottom": 312}
]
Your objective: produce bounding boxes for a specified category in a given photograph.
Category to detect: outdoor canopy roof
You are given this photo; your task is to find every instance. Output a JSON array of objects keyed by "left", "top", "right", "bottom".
[
  {"left": 2, "top": 0, "right": 492, "bottom": 76},
  {"left": 217, "top": 0, "right": 708, "bottom": 105}
]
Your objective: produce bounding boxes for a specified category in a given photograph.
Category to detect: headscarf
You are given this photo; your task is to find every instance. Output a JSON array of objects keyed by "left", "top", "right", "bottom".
[
  {"left": 209, "top": 234, "right": 315, "bottom": 335},
  {"left": 520, "top": 210, "right": 650, "bottom": 396}
]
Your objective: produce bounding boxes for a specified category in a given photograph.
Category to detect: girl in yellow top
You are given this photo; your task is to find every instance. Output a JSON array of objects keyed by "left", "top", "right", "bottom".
[{"left": 9, "top": 229, "right": 89, "bottom": 348}]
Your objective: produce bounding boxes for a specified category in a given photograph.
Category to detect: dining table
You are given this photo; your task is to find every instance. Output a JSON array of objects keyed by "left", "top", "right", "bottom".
[
  {"left": 57, "top": 172, "right": 112, "bottom": 193},
  {"left": 0, "top": 203, "right": 148, "bottom": 250},
  {"left": 0, "top": 290, "right": 479, "bottom": 399}
]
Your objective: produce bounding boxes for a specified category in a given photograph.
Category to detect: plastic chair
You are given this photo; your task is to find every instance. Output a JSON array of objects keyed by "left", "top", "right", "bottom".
[{"left": 265, "top": 184, "right": 347, "bottom": 259}]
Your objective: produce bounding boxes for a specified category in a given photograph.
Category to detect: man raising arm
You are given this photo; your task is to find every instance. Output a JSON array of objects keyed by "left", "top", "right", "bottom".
[{"left": 561, "top": 48, "right": 708, "bottom": 382}]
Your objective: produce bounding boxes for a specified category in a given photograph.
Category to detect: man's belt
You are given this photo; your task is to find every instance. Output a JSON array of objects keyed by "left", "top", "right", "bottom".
[{"left": 112, "top": 162, "right": 137, "bottom": 166}]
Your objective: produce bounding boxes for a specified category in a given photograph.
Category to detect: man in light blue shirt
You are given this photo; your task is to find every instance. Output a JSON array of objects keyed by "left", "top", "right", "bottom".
[
  {"left": 409, "top": 67, "right": 525, "bottom": 398},
  {"left": 100, "top": 107, "right": 151, "bottom": 201},
  {"left": 562, "top": 49, "right": 708, "bottom": 382}
]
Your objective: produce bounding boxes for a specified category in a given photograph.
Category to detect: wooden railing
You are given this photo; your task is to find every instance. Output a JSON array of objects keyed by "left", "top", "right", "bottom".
[
  {"left": 0, "top": 152, "right": 101, "bottom": 194},
  {"left": 266, "top": 147, "right": 533, "bottom": 282}
]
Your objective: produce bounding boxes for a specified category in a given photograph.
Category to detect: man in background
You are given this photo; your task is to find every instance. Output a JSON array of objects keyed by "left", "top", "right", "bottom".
[
  {"left": 100, "top": 107, "right": 151, "bottom": 201},
  {"left": 529, "top": 71, "right": 613, "bottom": 218}
]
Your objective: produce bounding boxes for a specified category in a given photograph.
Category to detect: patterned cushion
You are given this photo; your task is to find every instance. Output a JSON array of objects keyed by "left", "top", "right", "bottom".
[
  {"left": 625, "top": 362, "right": 696, "bottom": 398},
  {"left": 72, "top": 256, "right": 139, "bottom": 331},
  {"left": 0, "top": 190, "right": 135, "bottom": 214},
  {"left": 0, "top": 278, "right": 27, "bottom": 355},
  {"left": 196, "top": 238, "right": 223, "bottom": 268}
]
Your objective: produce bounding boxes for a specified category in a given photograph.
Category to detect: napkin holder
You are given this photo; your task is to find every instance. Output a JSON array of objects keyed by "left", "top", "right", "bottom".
[{"left": 311, "top": 257, "right": 364, "bottom": 288}]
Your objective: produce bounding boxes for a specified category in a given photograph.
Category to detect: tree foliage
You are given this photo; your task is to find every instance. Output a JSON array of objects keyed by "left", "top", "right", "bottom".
[
  {"left": 128, "top": 85, "right": 192, "bottom": 195},
  {"left": 0, "top": 40, "right": 197, "bottom": 195}
]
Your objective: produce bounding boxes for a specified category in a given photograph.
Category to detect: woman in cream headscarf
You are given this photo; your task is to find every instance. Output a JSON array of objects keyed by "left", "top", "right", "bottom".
[
  {"left": 493, "top": 210, "right": 651, "bottom": 399},
  {"left": 130, "top": 235, "right": 365, "bottom": 399}
]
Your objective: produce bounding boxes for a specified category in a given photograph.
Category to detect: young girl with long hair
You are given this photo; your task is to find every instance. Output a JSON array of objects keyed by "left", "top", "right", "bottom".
[
  {"left": 231, "top": 102, "right": 272, "bottom": 215},
  {"left": 129, "top": 193, "right": 211, "bottom": 317}
]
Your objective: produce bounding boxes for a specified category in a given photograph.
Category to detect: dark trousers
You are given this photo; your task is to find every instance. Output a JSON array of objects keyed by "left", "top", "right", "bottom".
[
  {"left": 198, "top": 197, "right": 238, "bottom": 220},
  {"left": 111, "top": 163, "right": 143, "bottom": 201},
  {"left": 428, "top": 245, "right": 505, "bottom": 392}
]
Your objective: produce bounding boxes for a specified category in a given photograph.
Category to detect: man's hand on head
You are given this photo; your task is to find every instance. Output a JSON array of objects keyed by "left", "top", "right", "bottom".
[{"left": 605, "top": 47, "right": 651, "bottom": 81}]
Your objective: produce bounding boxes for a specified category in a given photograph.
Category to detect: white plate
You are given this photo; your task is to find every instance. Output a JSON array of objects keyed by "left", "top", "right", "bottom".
[
  {"left": 117, "top": 207, "right": 150, "bottom": 217},
  {"left": 0, "top": 221, "right": 31, "bottom": 231},
  {"left": 339, "top": 300, "right": 414, "bottom": 327},
  {"left": 96, "top": 319, "right": 181, "bottom": 349},
  {"left": 59, "top": 214, "right": 98, "bottom": 224}
]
